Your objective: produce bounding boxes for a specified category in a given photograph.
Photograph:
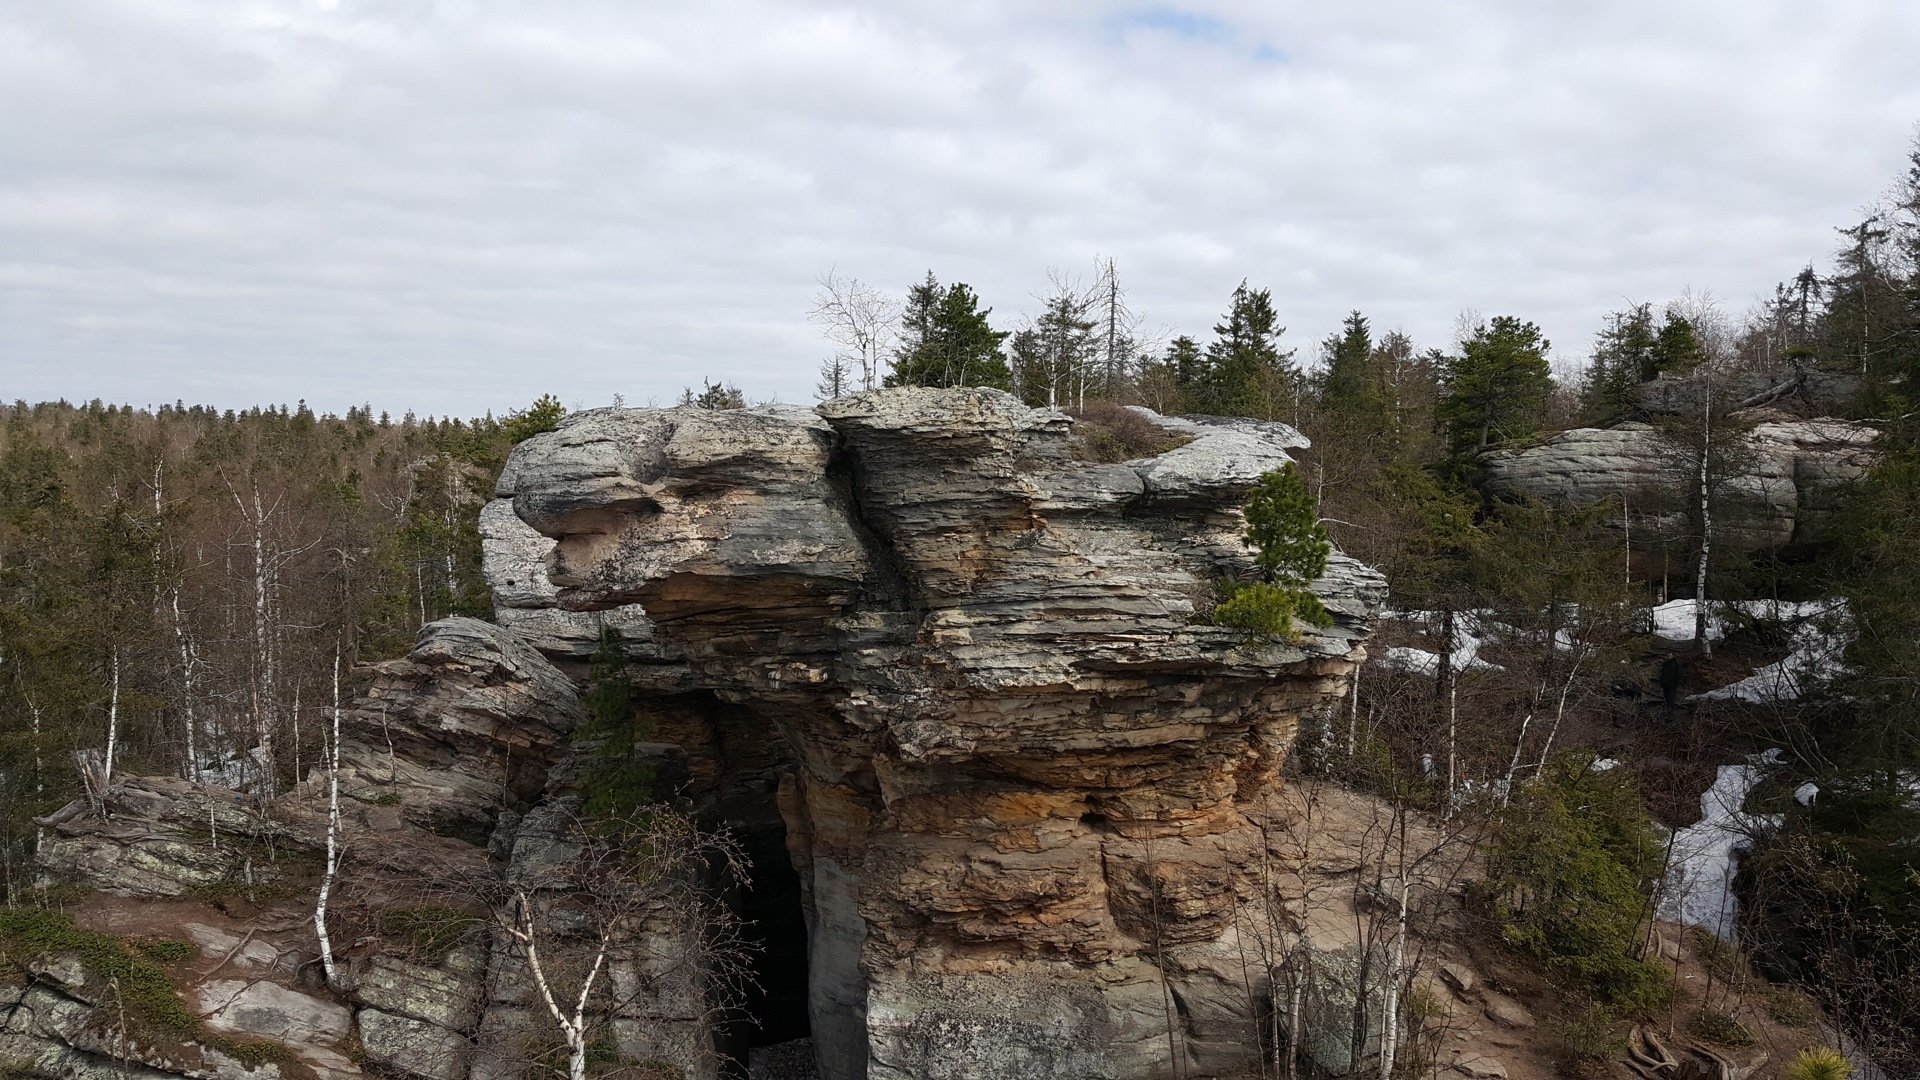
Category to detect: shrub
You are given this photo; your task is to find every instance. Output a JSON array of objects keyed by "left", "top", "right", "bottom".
[
  {"left": 502, "top": 393, "right": 566, "bottom": 443},
  {"left": 1482, "top": 754, "right": 1671, "bottom": 1012},
  {"left": 379, "top": 907, "right": 483, "bottom": 962},
  {"left": 1686, "top": 1009, "right": 1755, "bottom": 1047},
  {"left": 1553, "top": 1005, "right": 1627, "bottom": 1064},
  {"left": 1066, "top": 401, "right": 1193, "bottom": 462},
  {"left": 1208, "top": 464, "right": 1334, "bottom": 640},
  {"left": 1211, "top": 581, "right": 1331, "bottom": 639},
  {"left": 135, "top": 940, "right": 198, "bottom": 963},
  {"left": 1784, "top": 1047, "right": 1852, "bottom": 1080},
  {"left": 1765, "top": 989, "right": 1822, "bottom": 1027},
  {"left": 579, "top": 628, "right": 658, "bottom": 819}
]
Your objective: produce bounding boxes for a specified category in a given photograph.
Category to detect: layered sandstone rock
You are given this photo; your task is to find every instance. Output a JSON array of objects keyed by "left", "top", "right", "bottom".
[
  {"left": 493, "top": 387, "right": 1383, "bottom": 1080},
  {"left": 25, "top": 617, "right": 591, "bottom": 1080},
  {"left": 1479, "top": 416, "right": 1877, "bottom": 548}
]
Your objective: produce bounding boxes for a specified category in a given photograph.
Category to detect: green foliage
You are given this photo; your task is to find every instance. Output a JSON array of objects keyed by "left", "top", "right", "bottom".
[
  {"left": 887, "top": 273, "right": 1013, "bottom": 390},
  {"left": 1438, "top": 315, "right": 1552, "bottom": 457},
  {"left": 502, "top": 393, "right": 566, "bottom": 443},
  {"left": 1784, "top": 1047, "right": 1852, "bottom": 1080},
  {"left": 1317, "top": 310, "right": 1396, "bottom": 442},
  {"left": 208, "top": 1036, "right": 295, "bottom": 1067},
  {"left": 378, "top": 907, "right": 483, "bottom": 962},
  {"left": 1686, "top": 1009, "right": 1755, "bottom": 1047},
  {"left": 578, "top": 629, "right": 658, "bottom": 820},
  {"left": 1482, "top": 754, "right": 1670, "bottom": 1011},
  {"left": 0, "top": 909, "right": 197, "bottom": 1035},
  {"left": 1552, "top": 1004, "right": 1627, "bottom": 1064},
  {"left": 1209, "top": 464, "right": 1334, "bottom": 640},
  {"left": 679, "top": 379, "right": 746, "bottom": 409},
  {"left": 1190, "top": 282, "right": 1299, "bottom": 420},
  {"left": 1242, "top": 464, "right": 1331, "bottom": 583},
  {"left": 1211, "top": 581, "right": 1331, "bottom": 639},
  {"left": 134, "top": 939, "right": 197, "bottom": 962}
]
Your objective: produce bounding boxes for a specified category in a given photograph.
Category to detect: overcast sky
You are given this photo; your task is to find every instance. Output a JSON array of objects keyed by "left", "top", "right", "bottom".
[{"left": 3, "top": 1, "right": 1917, "bottom": 417}]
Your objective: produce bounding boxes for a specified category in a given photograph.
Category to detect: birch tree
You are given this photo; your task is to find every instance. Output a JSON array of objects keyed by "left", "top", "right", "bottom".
[
  {"left": 479, "top": 807, "right": 750, "bottom": 1080},
  {"left": 808, "top": 271, "right": 897, "bottom": 393}
]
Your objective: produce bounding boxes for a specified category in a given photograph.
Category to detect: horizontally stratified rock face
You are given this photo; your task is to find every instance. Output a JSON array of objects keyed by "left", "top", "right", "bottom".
[
  {"left": 494, "top": 388, "right": 1383, "bottom": 1080},
  {"left": 1479, "top": 416, "right": 1878, "bottom": 547},
  {"left": 27, "top": 618, "right": 593, "bottom": 1080},
  {"left": 478, "top": 500, "right": 659, "bottom": 660}
]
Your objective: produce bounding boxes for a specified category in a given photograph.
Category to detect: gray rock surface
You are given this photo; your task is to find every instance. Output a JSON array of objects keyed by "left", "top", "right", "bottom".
[
  {"left": 1480, "top": 416, "right": 1877, "bottom": 547},
  {"left": 478, "top": 498, "right": 659, "bottom": 659},
  {"left": 1276, "top": 942, "right": 1396, "bottom": 1077},
  {"left": 497, "top": 388, "right": 1383, "bottom": 1080},
  {"left": 356, "top": 1007, "right": 471, "bottom": 1080},
  {"left": 195, "top": 979, "right": 353, "bottom": 1045},
  {"left": 34, "top": 776, "right": 301, "bottom": 897},
  {"left": 325, "top": 616, "right": 585, "bottom": 839}
]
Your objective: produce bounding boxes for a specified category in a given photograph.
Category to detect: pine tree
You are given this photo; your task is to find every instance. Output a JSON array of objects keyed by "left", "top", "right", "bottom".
[
  {"left": 887, "top": 276, "right": 1011, "bottom": 390},
  {"left": 1193, "top": 282, "right": 1297, "bottom": 420},
  {"left": 1211, "top": 463, "right": 1334, "bottom": 638},
  {"left": 1318, "top": 310, "right": 1396, "bottom": 444},
  {"left": 1438, "top": 316, "right": 1553, "bottom": 457}
]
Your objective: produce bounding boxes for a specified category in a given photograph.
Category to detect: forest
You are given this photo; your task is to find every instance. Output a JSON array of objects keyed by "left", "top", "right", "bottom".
[{"left": 4, "top": 136, "right": 1918, "bottom": 1072}]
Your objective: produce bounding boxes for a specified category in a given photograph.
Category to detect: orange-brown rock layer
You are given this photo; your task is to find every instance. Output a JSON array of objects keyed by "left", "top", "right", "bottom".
[{"left": 494, "top": 387, "right": 1383, "bottom": 1080}]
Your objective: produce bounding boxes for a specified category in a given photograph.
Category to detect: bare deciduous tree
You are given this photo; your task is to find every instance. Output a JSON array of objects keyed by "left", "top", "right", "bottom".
[
  {"left": 808, "top": 271, "right": 897, "bottom": 394},
  {"left": 474, "top": 806, "right": 752, "bottom": 1080}
]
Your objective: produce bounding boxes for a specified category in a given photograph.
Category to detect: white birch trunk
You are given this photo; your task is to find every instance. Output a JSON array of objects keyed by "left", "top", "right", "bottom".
[
  {"left": 1695, "top": 385, "right": 1714, "bottom": 660},
  {"left": 315, "top": 649, "right": 342, "bottom": 986},
  {"left": 1377, "top": 877, "right": 1410, "bottom": 1079},
  {"left": 103, "top": 648, "right": 119, "bottom": 794},
  {"left": 170, "top": 590, "right": 200, "bottom": 777}
]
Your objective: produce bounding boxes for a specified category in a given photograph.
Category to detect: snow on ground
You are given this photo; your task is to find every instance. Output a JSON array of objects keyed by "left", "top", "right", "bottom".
[
  {"left": 1658, "top": 748, "right": 1785, "bottom": 941},
  {"left": 1375, "top": 609, "right": 1505, "bottom": 676},
  {"left": 1653, "top": 598, "right": 1855, "bottom": 704}
]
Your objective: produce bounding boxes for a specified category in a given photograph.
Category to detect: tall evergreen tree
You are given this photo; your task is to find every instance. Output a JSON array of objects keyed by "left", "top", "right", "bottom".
[
  {"left": 887, "top": 275, "right": 1012, "bottom": 390},
  {"left": 1193, "top": 282, "right": 1297, "bottom": 420},
  {"left": 1438, "top": 316, "right": 1553, "bottom": 457},
  {"left": 1318, "top": 310, "right": 1394, "bottom": 443}
]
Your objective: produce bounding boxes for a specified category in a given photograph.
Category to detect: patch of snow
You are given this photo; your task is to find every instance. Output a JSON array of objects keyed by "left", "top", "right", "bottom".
[
  {"left": 1691, "top": 599, "right": 1852, "bottom": 704},
  {"left": 1590, "top": 758, "right": 1621, "bottom": 772},
  {"left": 1794, "top": 782, "right": 1820, "bottom": 807},
  {"left": 1657, "top": 749, "right": 1784, "bottom": 941},
  {"left": 1374, "top": 609, "right": 1505, "bottom": 675}
]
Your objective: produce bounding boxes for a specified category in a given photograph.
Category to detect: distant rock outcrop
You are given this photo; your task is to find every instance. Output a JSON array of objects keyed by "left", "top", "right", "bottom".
[
  {"left": 491, "top": 387, "right": 1383, "bottom": 1080},
  {"left": 1479, "top": 416, "right": 1877, "bottom": 547}
]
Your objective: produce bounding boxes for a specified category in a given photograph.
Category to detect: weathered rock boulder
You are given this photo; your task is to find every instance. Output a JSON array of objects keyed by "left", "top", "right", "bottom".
[
  {"left": 1479, "top": 416, "right": 1877, "bottom": 547},
  {"left": 326, "top": 616, "right": 586, "bottom": 842},
  {"left": 25, "top": 616, "right": 592, "bottom": 1080},
  {"left": 478, "top": 499, "right": 659, "bottom": 661},
  {"left": 498, "top": 387, "right": 1383, "bottom": 1080}
]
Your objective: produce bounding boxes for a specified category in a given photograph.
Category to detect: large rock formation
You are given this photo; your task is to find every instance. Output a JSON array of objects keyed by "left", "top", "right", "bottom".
[
  {"left": 1479, "top": 416, "right": 1877, "bottom": 548},
  {"left": 491, "top": 388, "right": 1383, "bottom": 1080},
  {"left": 22, "top": 618, "right": 592, "bottom": 1080}
]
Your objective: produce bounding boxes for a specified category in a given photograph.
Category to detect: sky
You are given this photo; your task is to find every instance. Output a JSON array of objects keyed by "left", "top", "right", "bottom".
[{"left": 2, "top": 1, "right": 1917, "bottom": 418}]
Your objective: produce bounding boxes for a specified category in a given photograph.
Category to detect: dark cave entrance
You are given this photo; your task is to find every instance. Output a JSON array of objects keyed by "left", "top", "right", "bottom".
[{"left": 727, "top": 813, "right": 812, "bottom": 1066}]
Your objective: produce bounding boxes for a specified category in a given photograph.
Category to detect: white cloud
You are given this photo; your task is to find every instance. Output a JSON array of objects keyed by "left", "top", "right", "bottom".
[{"left": 1, "top": 0, "right": 1916, "bottom": 415}]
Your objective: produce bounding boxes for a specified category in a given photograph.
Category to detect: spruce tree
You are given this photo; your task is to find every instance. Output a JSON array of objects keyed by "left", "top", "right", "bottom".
[
  {"left": 1438, "top": 315, "right": 1553, "bottom": 458},
  {"left": 887, "top": 276, "right": 1011, "bottom": 390},
  {"left": 1194, "top": 282, "right": 1297, "bottom": 419}
]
